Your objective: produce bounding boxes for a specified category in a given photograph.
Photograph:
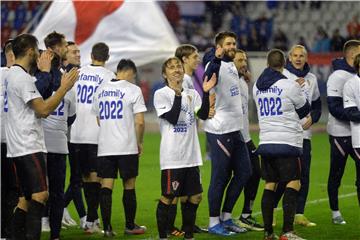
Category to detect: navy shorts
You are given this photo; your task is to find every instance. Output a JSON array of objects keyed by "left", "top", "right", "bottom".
[{"left": 98, "top": 154, "right": 139, "bottom": 180}]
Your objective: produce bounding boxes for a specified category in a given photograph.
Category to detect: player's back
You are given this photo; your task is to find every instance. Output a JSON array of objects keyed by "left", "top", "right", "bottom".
[
  {"left": 70, "top": 65, "right": 115, "bottom": 144},
  {"left": 92, "top": 79, "right": 146, "bottom": 156},
  {"left": 253, "top": 68, "right": 305, "bottom": 149},
  {"left": 42, "top": 88, "right": 76, "bottom": 154}
]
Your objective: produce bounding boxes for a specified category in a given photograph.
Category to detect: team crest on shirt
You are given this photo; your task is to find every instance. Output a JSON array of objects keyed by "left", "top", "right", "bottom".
[
  {"left": 172, "top": 181, "right": 180, "bottom": 191},
  {"left": 230, "top": 85, "right": 240, "bottom": 96}
]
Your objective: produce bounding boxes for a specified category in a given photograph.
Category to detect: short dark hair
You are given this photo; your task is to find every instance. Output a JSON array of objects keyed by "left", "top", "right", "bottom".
[
  {"left": 354, "top": 53, "right": 360, "bottom": 73},
  {"left": 12, "top": 34, "right": 38, "bottom": 59},
  {"left": 44, "top": 31, "right": 65, "bottom": 49},
  {"left": 117, "top": 59, "right": 137, "bottom": 73},
  {"left": 67, "top": 41, "right": 76, "bottom": 46},
  {"left": 175, "top": 44, "right": 197, "bottom": 63},
  {"left": 91, "top": 42, "right": 109, "bottom": 62},
  {"left": 3, "top": 39, "right": 13, "bottom": 53},
  {"left": 215, "top": 31, "right": 237, "bottom": 46},
  {"left": 267, "top": 49, "right": 285, "bottom": 70},
  {"left": 343, "top": 40, "right": 360, "bottom": 54}
]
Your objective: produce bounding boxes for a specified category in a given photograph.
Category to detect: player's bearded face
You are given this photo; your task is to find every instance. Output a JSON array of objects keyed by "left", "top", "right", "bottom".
[
  {"left": 165, "top": 59, "right": 184, "bottom": 87},
  {"left": 222, "top": 37, "right": 237, "bottom": 60}
]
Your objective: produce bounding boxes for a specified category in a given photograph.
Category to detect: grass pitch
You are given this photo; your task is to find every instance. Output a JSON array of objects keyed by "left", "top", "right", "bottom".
[{"left": 41, "top": 132, "right": 359, "bottom": 240}]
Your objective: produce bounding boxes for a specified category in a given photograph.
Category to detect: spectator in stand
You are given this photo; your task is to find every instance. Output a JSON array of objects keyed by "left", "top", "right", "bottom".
[
  {"left": 205, "top": 1, "right": 231, "bottom": 32},
  {"left": 254, "top": 12, "right": 273, "bottom": 48},
  {"left": 297, "top": 36, "right": 309, "bottom": 51},
  {"left": 247, "top": 26, "right": 263, "bottom": 51},
  {"left": 238, "top": 35, "right": 249, "bottom": 51},
  {"left": 312, "top": 26, "right": 330, "bottom": 53},
  {"left": 231, "top": 12, "right": 250, "bottom": 39},
  {"left": 14, "top": 3, "right": 26, "bottom": 31},
  {"left": 272, "top": 28, "right": 288, "bottom": 51},
  {"left": 347, "top": 14, "right": 360, "bottom": 39},
  {"left": 330, "top": 29, "right": 346, "bottom": 52}
]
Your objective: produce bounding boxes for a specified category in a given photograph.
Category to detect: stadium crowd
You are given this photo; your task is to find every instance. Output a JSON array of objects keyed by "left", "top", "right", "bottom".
[{"left": 1, "top": 26, "right": 360, "bottom": 240}]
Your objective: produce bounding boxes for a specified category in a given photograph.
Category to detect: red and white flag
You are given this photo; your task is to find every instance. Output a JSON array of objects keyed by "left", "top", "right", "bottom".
[{"left": 33, "top": 0, "right": 179, "bottom": 70}]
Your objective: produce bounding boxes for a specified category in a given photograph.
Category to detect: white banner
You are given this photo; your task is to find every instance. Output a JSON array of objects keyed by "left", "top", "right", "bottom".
[{"left": 33, "top": 0, "right": 179, "bottom": 71}]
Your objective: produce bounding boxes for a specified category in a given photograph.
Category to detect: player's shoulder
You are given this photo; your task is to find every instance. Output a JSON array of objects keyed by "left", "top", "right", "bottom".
[
  {"left": 305, "top": 72, "right": 317, "bottom": 81},
  {"left": 328, "top": 69, "right": 353, "bottom": 83}
]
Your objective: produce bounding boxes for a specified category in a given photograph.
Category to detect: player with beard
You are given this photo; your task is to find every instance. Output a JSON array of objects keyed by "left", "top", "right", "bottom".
[
  {"left": 34, "top": 31, "right": 68, "bottom": 100},
  {"left": 40, "top": 36, "right": 77, "bottom": 239},
  {"left": 36, "top": 32, "right": 73, "bottom": 238},
  {"left": 5, "top": 33, "right": 78, "bottom": 240},
  {"left": 232, "top": 50, "right": 264, "bottom": 231},
  {"left": 61, "top": 41, "right": 88, "bottom": 229},
  {"left": 327, "top": 40, "right": 360, "bottom": 224},
  {"left": 203, "top": 31, "right": 251, "bottom": 236}
]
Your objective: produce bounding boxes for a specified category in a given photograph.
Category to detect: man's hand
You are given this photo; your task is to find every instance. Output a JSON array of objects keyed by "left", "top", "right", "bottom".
[
  {"left": 208, "top": 93, "right": 216, "bottom": 118},
  {"left": 60, "top": 67, "right": 79, "bottom": 92},
  {"left": 242, "top": 70, "right": 252, "bottom": 83},
  {"left": 302, "top": 115, "right": 313, "bottom": 130},
  {"left": 215, "top": 45, "right": 224, "bottom": 59},
  {"left": 296, "top": 78, "right": 306, "bottom": 88},
  {"left": 203, "top": 73, "right": 217, "bottom": 93},
  {"left": 138, "top": 143, "right": 143, "bottom": 156},
  {"left": 37, "top": 50, "right": 53, "bottom": 73}
]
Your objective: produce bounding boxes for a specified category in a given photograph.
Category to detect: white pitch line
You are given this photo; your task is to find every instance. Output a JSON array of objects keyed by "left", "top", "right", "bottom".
[{"left": 251, "top": 192, "right": 357, "bottom": 217}]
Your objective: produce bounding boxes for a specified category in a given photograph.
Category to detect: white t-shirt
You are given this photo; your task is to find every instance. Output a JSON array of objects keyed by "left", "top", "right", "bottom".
[
  {"left": 42, "top": 89, "right": 76, "bottom": 154},
  {"left": 327, "top": 70, "right": 355, "bottom": 137},
  {"left": 5, "top": 65, "right": 47, "bottom": 157},
  {"left": 70, "top": 65, "right": 115, "bottom": 144},
  {"left": 239, "top": 76, "right": 251, "bottom": 142},
  {"left": 203, "top": 61, "right": 243, "bottom": 134},
  {"left": 283, "top": 69, "right": 320, "bottom": 139},
  {"left": 92, "top": 80, "right": 147, "bottom": 156},
  {"left": 154, "top": 86, "right": 203, "bottom": 170},
  {"left": 182, "top": 73, "right": 194, "bottom": 89},
  {"left": 1, "top": 67, "right": 9, "bottom": 143},
  {"left": 343, "top": 74, "right": 360, "bottom": 148},
  {"left": 253, "top": 78, "right": 306, "bottom": 148}
]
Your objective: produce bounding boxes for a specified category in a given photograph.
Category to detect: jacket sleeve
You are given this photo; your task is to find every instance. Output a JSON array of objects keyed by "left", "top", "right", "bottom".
[
  {"left": 196, "top": 92, "right": 210, "bottom": 120},
  {"left": 160, "top": 95, "right": 182, "bottom": 125},
  {"left": 327, "top": 96, "right": 349, "bottom": 121},
  {"left": 34, "top": 71, "right": 53, "bottom": 99},
  {"left": 310, "top": 97, "right": 322, "bottom": 123}
]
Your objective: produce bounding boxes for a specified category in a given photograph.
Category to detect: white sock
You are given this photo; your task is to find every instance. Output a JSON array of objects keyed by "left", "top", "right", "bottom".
[
  {"left": 241, "top": 213, "right": 250, "bottom": 218},
  {"left": 332, "top": 210, "right": 341, "bottom": 219},
  {"left": 209, "top": 217, "right": 220, "bottom": 228},
  {"left": 221, "top": 212, "right": 232, "bottom": 221}
]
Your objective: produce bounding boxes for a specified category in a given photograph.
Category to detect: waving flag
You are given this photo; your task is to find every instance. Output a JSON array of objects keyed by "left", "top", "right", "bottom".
[{"left": 33, "top": 0, "right": 179, "bottom": 70}]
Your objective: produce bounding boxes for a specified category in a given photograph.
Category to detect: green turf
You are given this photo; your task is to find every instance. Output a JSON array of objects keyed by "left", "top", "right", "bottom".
[{"left": 41, "top": 132, "right": 359, "bottom": 240}]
